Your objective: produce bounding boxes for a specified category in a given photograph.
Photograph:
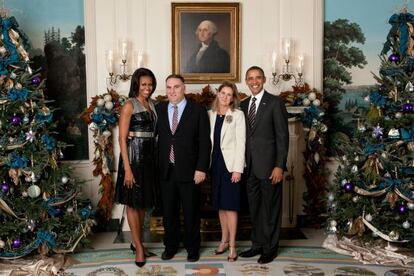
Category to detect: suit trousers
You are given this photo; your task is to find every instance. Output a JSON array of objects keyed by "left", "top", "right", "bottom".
[
  {"left": 160, "top": 165, "right": 201, "bottom": 253},
  {"left": 246, "top": 174, "right": 283, "bottom": 255}
]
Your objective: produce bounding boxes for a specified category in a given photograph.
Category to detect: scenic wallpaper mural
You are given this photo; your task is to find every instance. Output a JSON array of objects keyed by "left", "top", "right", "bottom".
[
  {"left": 5, "top": 0, "right": 87, "bottom": 160},
  {"left": 324, "top": 0, "right": 413, "bottom": 153}
]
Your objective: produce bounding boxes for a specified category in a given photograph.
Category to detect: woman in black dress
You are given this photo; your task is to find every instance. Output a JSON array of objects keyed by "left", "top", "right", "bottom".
[
  {"left": 115, "top": 68, "right": 157, "bottom": 267},
  {"left": 208, "top": 81, "right": 246, "bottom": 262}
]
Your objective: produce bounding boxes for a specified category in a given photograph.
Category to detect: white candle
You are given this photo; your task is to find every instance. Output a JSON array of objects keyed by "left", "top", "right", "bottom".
[
  {"left": 137, "top": 50, "right": 143, "bottom": 68},
  {"left": 271, "top": 51, "right": 277, "bottom": 74},
  {"left": 282, "top": 38, "right": 291, "bottom": 61},
  {"left": 298, "top": 55, "right": 304, "bottom": 74},
  {"left": 106, "top": 50, "right": 114, "bottom": 73},
  {"left": 120, "top": 41, "right": 128, "bottom": 61}
]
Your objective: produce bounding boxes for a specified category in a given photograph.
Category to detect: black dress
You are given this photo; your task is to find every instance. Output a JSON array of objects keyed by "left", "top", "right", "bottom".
[
  {"left": 211, "top": 115, "right": 240, "bottom": 211},
  {"left": 115, "top": 98, "right": 157, "bottom": 210}
]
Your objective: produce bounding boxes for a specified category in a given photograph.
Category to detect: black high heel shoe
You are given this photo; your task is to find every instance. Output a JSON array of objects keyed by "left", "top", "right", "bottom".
[
  {"left": 130, "top": 243, "right": 156, "bottom": 257},
  {"left": 135, "top": 260, "right": 146, "bottom": 267}
]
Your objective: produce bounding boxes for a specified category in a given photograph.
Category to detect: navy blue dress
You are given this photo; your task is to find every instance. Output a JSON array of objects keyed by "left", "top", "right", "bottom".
[{"left": 211, "top": 115, "right": 240, "bottom": 211}]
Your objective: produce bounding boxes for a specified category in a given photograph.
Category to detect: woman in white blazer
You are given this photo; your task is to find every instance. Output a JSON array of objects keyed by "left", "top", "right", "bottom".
[{"left": 208, "top": 81, "right": 246, "bottom": 262}]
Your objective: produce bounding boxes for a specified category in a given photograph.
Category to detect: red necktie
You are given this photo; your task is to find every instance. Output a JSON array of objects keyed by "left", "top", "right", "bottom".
[{"left": 169, "top": 105, "right": 178, "bottom": 163}]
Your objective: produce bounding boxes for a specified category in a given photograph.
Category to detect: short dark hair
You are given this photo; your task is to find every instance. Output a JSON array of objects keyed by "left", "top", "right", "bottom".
[
  {"left": 165, "top": 74, "right": 185, "bottom": 83},
  {"left": 245, "top": 66, "right": 265, "bottom": 79},
  {"left": 129, "top": 68, "right": 157, "bottom": 98}
]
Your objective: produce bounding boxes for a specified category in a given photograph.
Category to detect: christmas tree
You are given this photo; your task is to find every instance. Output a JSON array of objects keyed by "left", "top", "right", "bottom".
[
  {"left": 0, "top": 16, "right": 93, "bottom": 259},
  {"left": 327, "top": 9, "right": 414, "bottom": 247}
]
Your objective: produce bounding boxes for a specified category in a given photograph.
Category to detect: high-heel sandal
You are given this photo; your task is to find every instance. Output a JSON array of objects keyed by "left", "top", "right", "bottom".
[
  {"left": 227, "top": 246, "right": 238, "bottom": 262},
  {"left": 214, "top": 241, "right": 229, "bottom": 255},
  {"left": 130, "top": 243, "right": 156, "bottom": 257}
]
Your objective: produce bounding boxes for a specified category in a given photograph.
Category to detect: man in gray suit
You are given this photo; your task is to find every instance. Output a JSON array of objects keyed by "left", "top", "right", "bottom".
[{"left": 239, "top": 66, "right": 289, "bottom": 264}]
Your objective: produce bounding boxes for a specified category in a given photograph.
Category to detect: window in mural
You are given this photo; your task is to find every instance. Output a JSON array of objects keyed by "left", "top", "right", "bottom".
[{"left": 7, "top": 0, "right": 87, "bottom": 160}]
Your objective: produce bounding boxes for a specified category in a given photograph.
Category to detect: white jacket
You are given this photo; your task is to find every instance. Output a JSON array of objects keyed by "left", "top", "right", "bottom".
[{"left": 208, "top": 108, "right": 246, "bottom": 173}]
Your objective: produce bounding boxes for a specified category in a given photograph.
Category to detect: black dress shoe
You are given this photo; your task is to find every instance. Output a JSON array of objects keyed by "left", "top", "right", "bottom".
[
  {"left": 257, "top": 252, "right": 277, "bottom": 264},
  {"left": 161, "top": 248, "right": 177, "bottom": 260},
  {"left": 239, "top": 248, "right": 262, "bottom": 258},
  {"left": 187, "top": 251, "right": 200, "bottom": 262}
]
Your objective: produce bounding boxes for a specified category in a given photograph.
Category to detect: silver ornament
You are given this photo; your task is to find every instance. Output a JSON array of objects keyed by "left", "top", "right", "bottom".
[
  {"left": 351, "top": 165, "right": 358, "bottom": 173},
  {"left": 96, "top": 98, "right": 105, "bottom": 107},
  {"left": 27, "top": 219, "right": 36, "bottom": 231},
  {"left": 104, "top": 94, "right": 112, "bottom": 102},
  {"left": 365, "top": 213, "right": 373, "bottom": 222},
  {"left": 388, "top": 128, "right": 400, "bottom": 139},
  {"left": 405, "top": 81, "right": 414, "bottom": 92},
  {"left": 27, "top": 184, "right": 41, "bottom": 198},
  {"left": 330, "top": 220, "right": 337, "bottom": 227},
  {"left": 364, "top": 96, "right": 370, "bottom": 103},
  {"left": 341, "top": 179, "right": 348, "bottom": 186},
  {"left": 407, "top": 202, "right": 414, "bottom": 210},
  {"left": 354, "top": 156, "right": 359, "bottom": 161},
  {"left": 328, "top": 193, "right": 335, "bottom": 201},
  {"left": 22, "top": 191, "right": 28, "bottom": 197},
  {"left": 61, "top": 176, "right": 69, "bottom": 184},
  {"left": 403, "top": 221, "right": 411, "bottom": 229},
  {"left": 67, "top": 206, "right": 74, "bottom": 213},
  {"left": 395, "top": 112, "right": 402, "bottom": 119},
  {"left": 352, "top": 196, "right": 359, "bottom": 203}
]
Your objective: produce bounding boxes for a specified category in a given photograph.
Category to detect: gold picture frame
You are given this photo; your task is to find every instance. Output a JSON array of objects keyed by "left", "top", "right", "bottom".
[{"left": 172, "top": 2, "right": 240, "bottom": 83}]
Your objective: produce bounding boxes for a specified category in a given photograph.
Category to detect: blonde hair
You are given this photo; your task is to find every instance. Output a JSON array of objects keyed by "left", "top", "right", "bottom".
[{"left": 211, "top": 81, "right": 240, "bottom": 112}]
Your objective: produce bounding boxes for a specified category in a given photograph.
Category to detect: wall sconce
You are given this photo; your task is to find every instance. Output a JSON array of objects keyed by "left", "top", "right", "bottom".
[
  {"left": 271, "top": 38, "right": 305, "bottom": 88},
  {"left": 106, "top": 41, "right": 143, "bottom": 89}
]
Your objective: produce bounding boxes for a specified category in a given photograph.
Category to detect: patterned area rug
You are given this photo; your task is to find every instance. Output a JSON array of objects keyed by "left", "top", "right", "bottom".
[{"left": 65, "top": 245, "right": 412, "bottom": 275}]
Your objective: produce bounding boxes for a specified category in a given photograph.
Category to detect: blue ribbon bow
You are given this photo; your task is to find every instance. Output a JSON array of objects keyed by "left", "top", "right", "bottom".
[{"left": 400, "top": 127, "right": 414, "bottom": 141}]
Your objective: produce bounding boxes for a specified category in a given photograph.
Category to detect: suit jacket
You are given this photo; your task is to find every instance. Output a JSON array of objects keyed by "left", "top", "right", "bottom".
[
  {"left": 208, "top": 108, "right": 246, "bottom": 173},
  {"left": 156, "top": 100, "right": 211, "bottom": 181},
  {"left": 185, "top": 40, "right": 230, "bottom": 73},
  {"left": 240, "top": 91, "right": 289, "bottom": 179}
]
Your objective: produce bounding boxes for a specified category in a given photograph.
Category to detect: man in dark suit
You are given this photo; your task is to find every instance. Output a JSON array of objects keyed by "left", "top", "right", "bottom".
[
  {"left": 156, "top": 74, "right": 211, "bottom": 262},
  {"left": 239, "top": 66, "right": 289, "bottom": 264},
  {"left": 185, "top": 20, "right": 230, "bottom": 73}
]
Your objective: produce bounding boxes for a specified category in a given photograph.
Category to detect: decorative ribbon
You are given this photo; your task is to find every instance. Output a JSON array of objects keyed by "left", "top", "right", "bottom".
[
  {"left": 382, "top": 12, "right": 414, "bottom": 56},
  {"left": 0, "top": 17, "right": 21, "bottom": 74},
  {"left": 369, "top": 91, "right": 387, "bottom": 106},
  {"left": 302, "top": 105, "right": 325, "bottom": 128},
  {"left": 354, "top": 186, "right": 387, "bottom": 197},
  {"left": 363, "top": 143, "right": 384, "bottom": 155},
  {"left": 362, "top": 212, "right": 409, "bottom": 243},
  {"left": 7, "top": 88, "right": 28, "bottom": 101},
  {"left": 400, "top": 127, "right": 414, "bottom": 141},
  {"left": 395, "top": 188, "right": 414, "bottom": 203}
]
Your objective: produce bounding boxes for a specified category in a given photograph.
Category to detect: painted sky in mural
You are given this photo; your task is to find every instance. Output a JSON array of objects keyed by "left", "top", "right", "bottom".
[
  {"left": 325, "top": 0, "right": 414, "bottom": 86},
  {"left": 4, "top": 0, "right": 83, "bottom": 50}
]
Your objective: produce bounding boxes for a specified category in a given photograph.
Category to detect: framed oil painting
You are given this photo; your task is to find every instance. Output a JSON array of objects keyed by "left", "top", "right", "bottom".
[{"left": 172, "top": 2, "right": 240, "bottom": 83}]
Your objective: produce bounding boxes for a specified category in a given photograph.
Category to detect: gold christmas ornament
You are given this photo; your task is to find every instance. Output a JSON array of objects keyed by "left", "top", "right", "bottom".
[
  {"left": 388, "top": 230, "right": 400, "bottom": 241},
  {"left": 386, "top": 191, "right": 398, "bottom": 209}
]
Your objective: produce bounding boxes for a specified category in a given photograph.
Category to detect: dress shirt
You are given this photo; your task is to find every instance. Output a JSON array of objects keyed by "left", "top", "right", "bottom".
[
  {"left": 168, "top": 98, "right": 187, "bottom": 130},
  {"left": 248, "top": 89, "right": 265, "bottom": 113}
]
